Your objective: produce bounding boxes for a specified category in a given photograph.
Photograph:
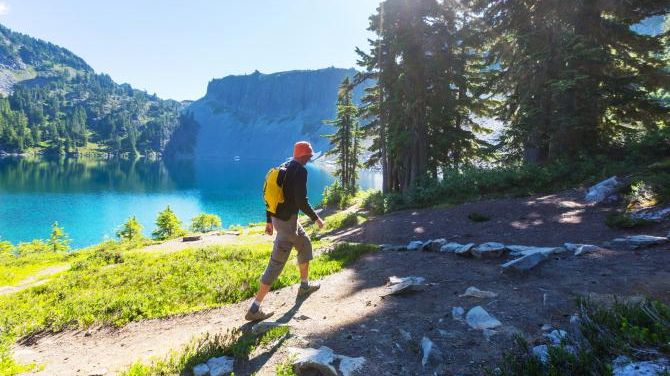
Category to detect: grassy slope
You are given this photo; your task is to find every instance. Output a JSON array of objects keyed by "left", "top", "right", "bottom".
[{"left": 0, "top": 227, "right": 376, "bottom": 375}]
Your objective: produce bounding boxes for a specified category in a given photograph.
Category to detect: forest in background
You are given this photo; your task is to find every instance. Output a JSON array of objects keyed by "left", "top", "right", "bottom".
[
  {"left": 324, "top": 0, "right": 669, "bottom": 209},
  {"left": 0, "top": 24, "right": 196, "bottom": 157}
]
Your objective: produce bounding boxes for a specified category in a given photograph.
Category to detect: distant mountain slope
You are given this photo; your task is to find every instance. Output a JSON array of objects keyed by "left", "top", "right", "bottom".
[
  {"left": 185, "top": 68, "right": 367, "bottom": 161},
  {"left": 0, "top": 23, "right": 190, "bottom": 156}
]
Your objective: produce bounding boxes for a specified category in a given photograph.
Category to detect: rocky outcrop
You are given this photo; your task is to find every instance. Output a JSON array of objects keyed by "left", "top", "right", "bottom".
[
  {"left": 288, "top": 346, "right": 365, "bottom": 376},
  {"left": 186, "top": 68, "right": 370, "bottom": 161}
]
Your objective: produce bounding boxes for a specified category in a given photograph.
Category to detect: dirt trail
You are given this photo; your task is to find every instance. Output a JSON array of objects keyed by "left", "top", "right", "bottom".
[
  {"left": 0, "top": 264, "right": 69, "bottom": 296},
  {"left": 12, "top": 189, "right": 670, "bottom": 375}
]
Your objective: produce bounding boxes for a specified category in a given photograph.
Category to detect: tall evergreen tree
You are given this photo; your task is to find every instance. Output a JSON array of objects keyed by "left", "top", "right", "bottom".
[{"left": 325, "top": 77, "right": 361, "bottom": 192}]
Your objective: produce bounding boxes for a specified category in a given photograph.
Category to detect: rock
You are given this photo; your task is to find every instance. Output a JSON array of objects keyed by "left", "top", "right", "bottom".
[
  {"left": 544, "top": 329, "right": 567, "bottom": 345},
  {"left": 630, "top": 207, "right": 670, "bottom": 222},
  {"left": 407, "top": 241, "right": 424, "bottom": 251},
  {"left": 611, "top": 235, "right": 668, "bottom": 249},
  {"left": 88, "top": 368, "right": 108, "bottom": 376},
  {"left": 465, "top": 306, "right": 502, "bottom": 330},
  {"left": 612, "top": 357, "right": 669, "bottom": 376},
  {"left": 459, "top": 286, "right": 498, "bottom": 299},
  {"left": 501, "top": 251, "right": 548, "bottom": 273},
  {"left": 452, "top": 306, "right": 465, "bottom": 320},
  {"left": 289, "top": 346, "right": 365, "bottom": 376},
  {"left": 471, "top": 242, "right": 507, "bottom": 258},
  {"left": 420, "top": 336, "right": 445, "bottom": 372},
  {"left": 193, "top": 363, "right": 210, "bottom": 376},
  {"left": 439, "top": 242, "right": 464, "bottom": 253},
  {"left": 386, "top": 276, "right": 426, "bottom": 295},
  {"left": 585, "top": 176, "right": 621, "bottom": 204},
  {"left": 541, "top": 324, "right": 553, "bottom": 332},
  {"left": 380, "top": 244, "right": 407, "bottom": 252},
  {"left": 207, "top": 356, "right": 234, "bottom": 376},
  {"left": 532, "top": 345, "right": 549, "bottom": 364},
  {"left": 455, "top": 243, "right": 476, "bottom": 256},
  {"left": 507, "top": 245, "right": 565, "bottom": 258},
  {"left": 423, "top": 238, "right": 447, "bottom": 252},
  {"left": 251, "top": 321, "right": 289, "bottom": 335},
  {"left": 564, "top": 242, "right": 604, "bottom": 256}
]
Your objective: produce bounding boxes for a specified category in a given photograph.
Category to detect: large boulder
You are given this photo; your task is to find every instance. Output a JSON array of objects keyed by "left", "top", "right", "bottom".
[
  {"left": 471, "top": 242, "right": 507, "bottom": 258},
  {"left": 501, "top": 251, "right": 549, "bottom": 273},
  {"left": 585, "top": 176, "right": 621, "bottom": 204},
  {"left": 465, "top": 306, "right": 502, "bottom": 330},
  {"left": 611, "top": 235, "right": 668, "bottom": 249},
  {"left": 288, "top": 346, "right": 365, "bottom": 376}
]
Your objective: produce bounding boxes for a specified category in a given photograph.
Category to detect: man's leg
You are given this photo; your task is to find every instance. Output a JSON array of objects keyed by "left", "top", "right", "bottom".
[
  {"left": 246, "top": 218, "right": 292, "bottom": 321},
  {"left": 295, "top": 221, "right": 320, "bottom": 297}
]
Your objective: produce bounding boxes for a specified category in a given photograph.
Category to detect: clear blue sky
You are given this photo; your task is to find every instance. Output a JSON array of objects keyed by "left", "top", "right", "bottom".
[{"left": 0, "top": 0, "right": 380, "bottom": 100}]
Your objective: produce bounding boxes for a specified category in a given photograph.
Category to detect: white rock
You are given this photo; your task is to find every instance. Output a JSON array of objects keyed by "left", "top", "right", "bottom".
[
  {"left": 612, "top": 235, "right": 668, "bottom": 249},
  {"left": 501, "top": 251, "right": 548, "bottom": 273},
  {"left": 439, "top": 242, "right": 464, "bottom": 253},
  {"left": 507, "top": 245, "right": 565, "bottom": 257},
  {"left": 455, "top": 243, "right": 476, "bottom": 256},
  {"left": 424, "top": 238, "right": 447, "bottom": 252},
  {"left": 471, "top": 242, "right": 507, "bottom": 258},
  {"left": 564, "top": 242, "right": 604, "bottom": 256},
  {"left": 544, "top": 329, "right": 568, "bottom": 345},
  {"left": 207, "top": 356, "right": 234, "bottom": 376},
  {"left": 452, "top": 306, "right": 465, "bottom": 321},
  {"left": 459, "top": 286, "right": 498, "bottom": 299},
  {"left": 193, "top": 363, "right": 210, "bottom": 376},
  {"left": 386, "top": 276, "right": 426, "bottom": 295},
  {"left": 407, "top": 241, "right": 424, "bottom": 251},
  {"left": 541, "top": 324, "right": 553, "bottom": 332},
  {"left": 420, "top": 337, "right": 444, "bottom": 371},
  {"left": 630, "top": 207, "right": 670, "bottom": 222},
  {"left": 585, "top": 176, "right": 621, "bottom": 204},
  {"left": 465, "top": 306, "right": 502, "bottom": 330},
  {"left": 612, "top": 358, "right": 669, "bottom": 376},
  {"left": 289, "top": 346, "right": 365, "bottom": 376},
  {"left": 532, "top": 345, "right": 549, "bottom": 364}
]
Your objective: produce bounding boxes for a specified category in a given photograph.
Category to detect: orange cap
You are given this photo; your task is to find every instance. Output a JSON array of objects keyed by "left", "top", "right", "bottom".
[{"left": 293, "top": 141, "right": 314, "bottom": 159}]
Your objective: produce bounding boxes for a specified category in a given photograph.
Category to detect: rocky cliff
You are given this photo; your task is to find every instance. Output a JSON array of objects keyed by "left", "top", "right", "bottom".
[{"left": 185, "top": 68, "right": 366, "bottom": 162}]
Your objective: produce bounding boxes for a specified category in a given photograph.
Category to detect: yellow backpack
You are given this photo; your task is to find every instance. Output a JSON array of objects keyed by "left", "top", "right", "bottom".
[{"left": 263, "top": 164, "right": 287, "bottom": 214}]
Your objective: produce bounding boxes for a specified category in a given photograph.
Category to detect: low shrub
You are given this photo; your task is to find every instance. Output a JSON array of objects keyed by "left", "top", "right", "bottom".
[
  {"left": 320, "top": 182, "right": 355, "bottom": 209},
  {"left": 605, "top": 212, "right": 652, "bottom": 229}
]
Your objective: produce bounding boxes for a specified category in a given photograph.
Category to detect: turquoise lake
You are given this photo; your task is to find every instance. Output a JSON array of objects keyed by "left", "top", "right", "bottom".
[{"left": 0, "top": 157, "right": 381, "bottom": 249}]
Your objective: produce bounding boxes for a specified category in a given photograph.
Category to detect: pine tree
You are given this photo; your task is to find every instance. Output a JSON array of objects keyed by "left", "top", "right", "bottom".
[
  {"left": 325, "top": 77, "right": 361, "bottom": 192},
  {"left": 152, "top": 206, "right": 185, "bottom": 240},
  {"left": 116, "top": 216, "right": 143, "bottom": 242}
]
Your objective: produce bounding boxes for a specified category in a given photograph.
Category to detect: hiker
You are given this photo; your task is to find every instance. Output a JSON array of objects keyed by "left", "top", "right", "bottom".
[{"left": 245, "top": 141, "right": 325, "bottom": 321}]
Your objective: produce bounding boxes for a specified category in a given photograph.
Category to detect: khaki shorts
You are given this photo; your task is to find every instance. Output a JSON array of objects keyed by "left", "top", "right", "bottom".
[{"left": 260, "top": 215, "right": 313, "bottom": 285}]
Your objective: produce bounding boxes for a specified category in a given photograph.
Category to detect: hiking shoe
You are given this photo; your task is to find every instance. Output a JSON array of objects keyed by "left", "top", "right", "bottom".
[
  {"left": 244, "top": 308, "right": 274, "bottom": 322},
  {"left": 298, "top": 281, "right": 321, "bottom": 297}
]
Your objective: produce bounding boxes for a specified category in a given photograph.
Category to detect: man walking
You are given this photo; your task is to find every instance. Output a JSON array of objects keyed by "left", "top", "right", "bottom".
[{"left": 245, "top": 141, "right": 325, "bottom": 321}]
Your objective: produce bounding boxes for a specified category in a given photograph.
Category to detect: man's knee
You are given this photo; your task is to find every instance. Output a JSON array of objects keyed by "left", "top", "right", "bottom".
[{"left": 295, "top": 235, "right": 313, "bottom": 264}]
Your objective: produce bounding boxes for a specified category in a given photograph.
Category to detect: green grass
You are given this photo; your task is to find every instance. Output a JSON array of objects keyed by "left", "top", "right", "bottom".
[
  {"left": 0, "top": 240, "right": 376, "bottom": 375},
  {"left": 0, "top": 253, "right": 72, "bottom": 286},
  {"left": 493, "top": 299, "right": 670, "bottom": 376},
  {"left": 121, "top": 326, "right": 290, "bottom": 376},
  {"left": 275, "top": 356, "right": 298, "bottom": 376}
]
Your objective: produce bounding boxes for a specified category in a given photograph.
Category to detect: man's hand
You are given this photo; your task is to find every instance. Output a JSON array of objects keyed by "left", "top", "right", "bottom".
[
  {"left": 265, "top": 222, "right": 274, "bottom": 236},
  {"left": 315, "top": 217, "right": 325, "bottom": 229}
]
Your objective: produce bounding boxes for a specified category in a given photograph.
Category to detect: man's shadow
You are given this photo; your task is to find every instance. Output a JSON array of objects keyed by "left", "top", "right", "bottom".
[{"left": 239, "top": 289, "right": 317, "bottom": 374}]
